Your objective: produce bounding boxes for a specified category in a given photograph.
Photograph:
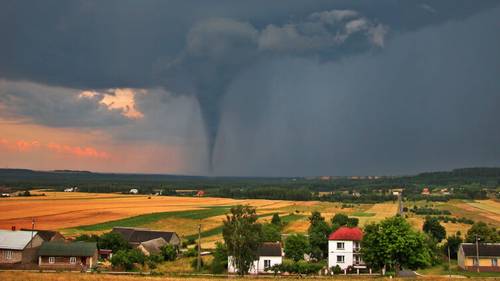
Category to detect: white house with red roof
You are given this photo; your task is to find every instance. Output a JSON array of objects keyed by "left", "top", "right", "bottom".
[{"left": 328, "top": 226, "right": 366, "bottom": 273}]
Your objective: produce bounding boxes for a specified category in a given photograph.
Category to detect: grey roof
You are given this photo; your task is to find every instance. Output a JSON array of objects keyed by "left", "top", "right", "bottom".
[
  {"left": 112, "top": 227, "right": 176, "bottom": 244},
  {"left": 39, "top": 241, "right": 97, "bottom": 257},
  {"left": 461, "top": 243, "right": 500, "bottom": 257},
  {"left": 0, "top": 230, "right": 38, "bottom": 250},
  {"left": 258, "top": 242, "right": 282, "bottom": 257},
  {"left": 140, "top": 237, "right": 167, "bottom": 255},
  {"left": 20, "top": 229, "right": 63, "bottom": 241}
]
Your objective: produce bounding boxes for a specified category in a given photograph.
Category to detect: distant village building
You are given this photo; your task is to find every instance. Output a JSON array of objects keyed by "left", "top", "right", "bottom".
[
  {"left": 0, "top": 229, "right": 44, "bottom": 266},
  {"left": 129, "top": 189, "right": 139, "bottom": 194},
  {"left": 421, "top": 187, "right": 430, "bottom": 195},
  {"left": 195, "top": 190, "right": 205, "bottom": 197},
  {"left": 458, "top": 243, "right": 500, "bottom": 272},
  {"left": 112, "top": 227, "right": 180, "bottom": 248},
  {"left": 328, "top": 227, "right": 367, "bottom": 274},
  {"left": 63, "top": 187, "right": 78, "bottom": 192},
  {"left": 38, "top": 241, "right": 98, "bottom": 271},
  {"left": 1, "top": 193, "right": 10, "bottom": 197},
  {"left": 228, "top": 242, "right": 283, "bottom": 274}
]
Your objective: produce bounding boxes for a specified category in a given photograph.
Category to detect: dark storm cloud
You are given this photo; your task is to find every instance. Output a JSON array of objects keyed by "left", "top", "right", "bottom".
[
  {"left": 213, "top": 6, "right": 500, "bottom": 176},
  {"left": 1, "top": 0, "right": 499, "bottom": 175},
  {"left": 0, "top": 80, "right": 128, "bottom": 127}
]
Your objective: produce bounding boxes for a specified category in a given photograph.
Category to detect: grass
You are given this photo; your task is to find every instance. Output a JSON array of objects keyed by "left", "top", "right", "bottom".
[
  {"left": 416, "top": 260, "right": 500, "bottom": 278},
  {"left": 72, "top": 206, "right": 231, "bottom": 231},
  {"left": 0, "top": 271, "right": 492, "bottom": 281},
  {"left": 351, "top": 212, "right": 376, "bottom": 217}
]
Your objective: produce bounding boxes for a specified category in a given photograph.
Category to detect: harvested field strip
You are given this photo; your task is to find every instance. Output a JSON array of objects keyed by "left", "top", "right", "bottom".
[
  {"left": 73, "top": 206, "right": 231, "bottom": 231},
  {"left": 185, "top": 213, "right": 305, "bottom": 241}
]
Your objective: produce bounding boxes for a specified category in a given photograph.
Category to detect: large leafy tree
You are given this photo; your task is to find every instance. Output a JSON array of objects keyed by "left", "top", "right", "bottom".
[
  {"left": 284, "top": 234, "right": 310, "bottom": 262},
  {"left": 465, "top": 222, "right": 499, "bottom": 243},
  {"left": 308, "top": 211, "right": 331, "bottom": 260},
  {"left": 222, "top": 205, "right": 262, "bottom": 276},
  {"left": 422, "top": 216, "right": 446, "bottom": 242},
  {"left": 261, "top": 223, "right": 282, "bottom": 242},
  {"left": 98, "top": 232, "right": 130, "bottom": 252},
  {"left": 361, "top": 216, "right": 434, "bottom": 276}
]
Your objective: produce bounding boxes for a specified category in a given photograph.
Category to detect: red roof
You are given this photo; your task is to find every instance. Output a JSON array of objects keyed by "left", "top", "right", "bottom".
[{"left": 328, "top": 226, "right": 363, "bottom": 241}]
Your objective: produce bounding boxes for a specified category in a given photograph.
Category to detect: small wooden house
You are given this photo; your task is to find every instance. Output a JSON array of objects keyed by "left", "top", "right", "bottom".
[
  {"left": 38, "top": 241, "right": 98, "bottom": 271},
  {"left": 0, "top": 229, "right": 44, "bottom": 266}
]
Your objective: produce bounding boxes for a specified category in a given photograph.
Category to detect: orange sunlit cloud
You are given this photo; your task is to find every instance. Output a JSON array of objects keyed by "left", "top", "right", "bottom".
[
  {"left": 0, "top": 138, "right": 110, "bottom": 159},
  {"left": 0, "top": 121, "right": 187, "bottom": 173},
  {"left": 79, "top": 88, "right": 145, "bottom": 119}
]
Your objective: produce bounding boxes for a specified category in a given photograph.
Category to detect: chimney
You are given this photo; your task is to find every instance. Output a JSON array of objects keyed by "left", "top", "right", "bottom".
[{"left": 11, "top": 226, "right": 16, "bottom": 231}]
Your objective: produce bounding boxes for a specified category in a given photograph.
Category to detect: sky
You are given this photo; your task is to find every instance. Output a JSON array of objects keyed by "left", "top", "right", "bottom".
[{"left": 1, "top": 1, "right": 499, "bottom": 176}]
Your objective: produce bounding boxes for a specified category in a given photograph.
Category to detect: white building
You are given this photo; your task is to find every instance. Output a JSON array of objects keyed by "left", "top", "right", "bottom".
[
  {"left": 129, "top": 189, "right": 139, "bottom": 194},
  {"left": 328, "top": 226, "right": 366, "bottom": 274},
  {"left": 228, "top": 242, "right": 283, "bottom": 274}
]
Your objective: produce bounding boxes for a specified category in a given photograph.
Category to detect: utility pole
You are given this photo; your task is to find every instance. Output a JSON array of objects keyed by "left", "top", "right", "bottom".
[
  {"left": 475, "top": 234, "right": 480, "bottom": 273},
  {"left": 30, "top": 218, "right": 35, "bottom": 248},
  {"left": 197, "top": 223, "right": 201, "bottom": 271}
]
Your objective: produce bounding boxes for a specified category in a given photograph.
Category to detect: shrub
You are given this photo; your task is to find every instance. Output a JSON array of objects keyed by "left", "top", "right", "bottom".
[
  {"left": 210, "top": 242, "right": 228, "bottom": 274},
  {"left": 160, "top": 244, "right": 177, "bottom": 261}
]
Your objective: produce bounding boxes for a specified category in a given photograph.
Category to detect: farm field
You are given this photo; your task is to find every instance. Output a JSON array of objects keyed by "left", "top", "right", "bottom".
[
  {"left": 1, "top": 191, "right": 498, "bottom": 249},
  {"left": 0, "top": 191, "right": 399, "bottom": 248}
]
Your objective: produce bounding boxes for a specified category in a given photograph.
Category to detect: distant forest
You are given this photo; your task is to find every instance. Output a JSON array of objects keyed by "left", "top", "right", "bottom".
[{"left": 0, "top": 167, "right": 499, "bottom": 203}]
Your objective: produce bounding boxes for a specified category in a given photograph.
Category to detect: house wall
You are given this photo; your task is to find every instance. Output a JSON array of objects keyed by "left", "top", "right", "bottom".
[
  {"left": 170, "top": 234, "right": 181, "bottom": 247},
  {"left": 328, "top": 240, "right": 355, "bottom": 270},
  {"left": 39, "top": 252, "right": 98, "bottom": 270},
  {"left": 0, "top": 249, "right": 23, "bottom": 264},
  {"left": 228, "top": 256, "right": 282, "bottom": 274}
]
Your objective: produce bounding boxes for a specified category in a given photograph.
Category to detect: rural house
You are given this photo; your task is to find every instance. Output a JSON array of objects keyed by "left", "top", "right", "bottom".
[
  {"left": 228, "top": 242, "right": 283, "bottom": 274},
  {"left": 38, "top": 241, "right": 98, "bottom": 271},
  {"left": 458, "top": 243, "right": 500, "bottom": 272},
  {"left": 0, "top": 229, "right": 44, "bottom": 267},
  {"left": 137, "top": 237, "right": 167, "bottom": 256},
  {"left": 112, "top": 227, "right": 180, "bottom": 248},
  {"left": 20, "top": 229, "right": 64, "bottom": 242},
  {"left": 328, "top": 226, "right": 367, "bottom": 274}
]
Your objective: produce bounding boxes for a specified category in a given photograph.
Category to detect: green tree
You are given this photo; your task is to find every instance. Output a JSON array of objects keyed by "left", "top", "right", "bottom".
[
  {"left": 271, "top": 213, "right": 282, "bottom": 227},
  {"left": 443, "top": 233, "right": 463, "bottom": 259},
  {"left": 422, "top": 216, "right": 446, "bottom": 242},
  {"left": 110, "top": 249, "right": 146, "bottom": 271},
  {"left": 160, "top": 244, "right": 177, "bottom": 261},
  {"left": 261, "top": 223, "right": 282, "bottom": 242},
  {"left": 98, "top": 232, "right": 130, "bottom": 252},
  {"left": 211, "top": 242, "right": 228, "bottom": 274},
  {"left": 347, "top": 217, "right": 359, "bottom": 227},
  {"left": 308, "top": 212, "right": 331, "bottom": 260},
  {"left": 284, "top": 234, "right": 310, "bottom": 261},
  {"left": 331, "top": 213, "right": 349, "bottom": 226},
  {"left": 222, "top": 205, "right": 262, "bottom": 276},
  {"left": 465, "top": 222, "right": 499, "bottom": 243},
  {"left": 361, "top": 216, "right": 434, "bottom": 276}
]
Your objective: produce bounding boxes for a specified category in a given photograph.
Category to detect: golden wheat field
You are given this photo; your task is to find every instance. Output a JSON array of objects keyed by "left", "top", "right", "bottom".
[{"left": 0, "top": 271, "right": 493, "bottom": 281}]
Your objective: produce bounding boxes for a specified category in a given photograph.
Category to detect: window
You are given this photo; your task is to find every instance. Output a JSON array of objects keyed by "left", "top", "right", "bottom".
[
  {"left": 264, "top": 259, "right": 271, "bottom": 269},
  {"left": 492, "top": 258, "right": 498, "bottom": 267},
  {"left": 337, "top": 255, "right": 345, "bottom": 263},
  {"left": 4, "top": 250, "right": 13, "bottom": 260},
  {"left": 354, "top": 242, "right": 360, "bottom": 250},
  {"left": 336, "top": 242, "right": 345, "bottom": 250},
  {"left": 70, "top": 257, "right": 77, "bottom": 264},
  {"left": 49, "top": 257, "right": 55, "bottom": 264}
]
